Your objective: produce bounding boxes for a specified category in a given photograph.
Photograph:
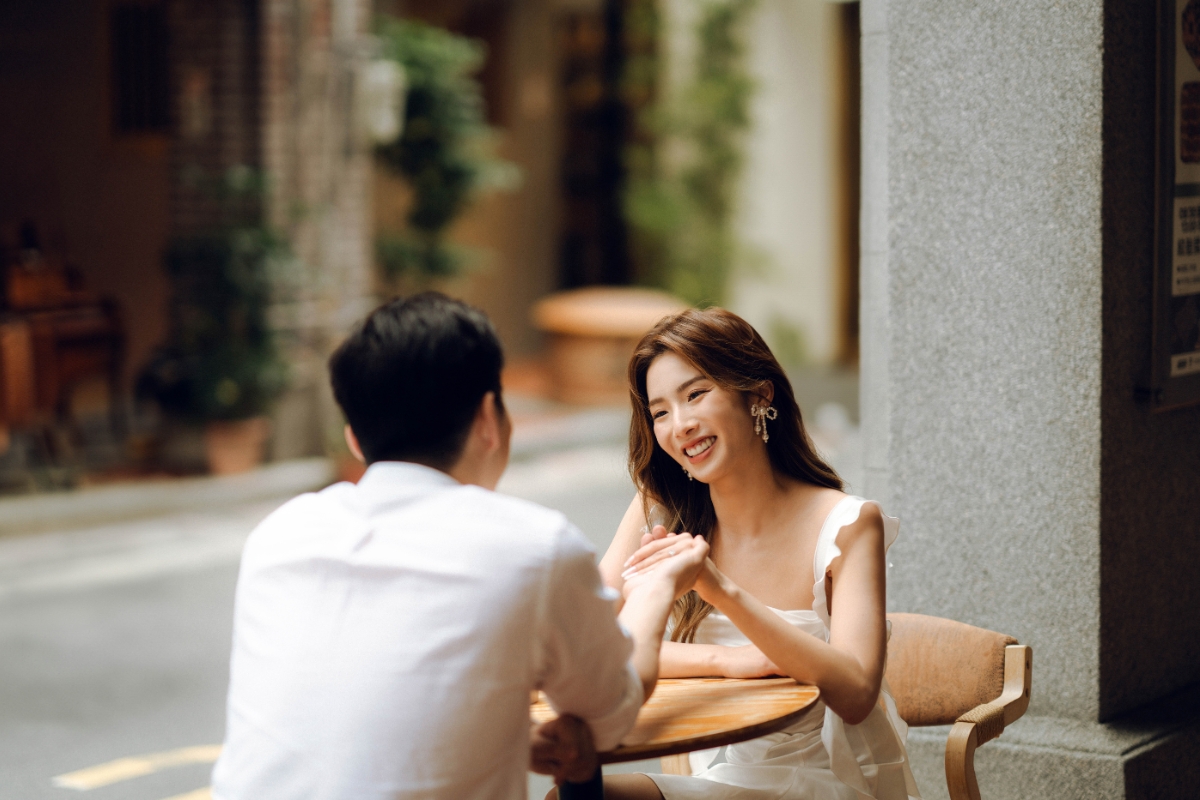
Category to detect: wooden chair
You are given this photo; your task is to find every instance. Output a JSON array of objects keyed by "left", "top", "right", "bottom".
[
  {"left": 660, "top": 614, "right": 1032, "bottom": 800},
  {"left": 0, "top": 319, "right": 37, "bottom": 436}
]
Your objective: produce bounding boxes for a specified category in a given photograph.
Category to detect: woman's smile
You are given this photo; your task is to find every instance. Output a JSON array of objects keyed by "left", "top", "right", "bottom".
[{"left": 684, "top": 435, "right": 716, "bottom": 461}]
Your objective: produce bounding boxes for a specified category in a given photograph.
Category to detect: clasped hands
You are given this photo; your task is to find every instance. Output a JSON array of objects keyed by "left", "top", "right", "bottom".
[
  {"left": 620, "top": 524, "right": 715, "bottom": 601},
  {"left": 530, "top": 529, "right": 709, "bottom": 784},
  {"left": 530, "top": 526, "right": 776, "bottom": 782},
  {"left": 623, "top": 525, "right": 781, "bottom": 680}
]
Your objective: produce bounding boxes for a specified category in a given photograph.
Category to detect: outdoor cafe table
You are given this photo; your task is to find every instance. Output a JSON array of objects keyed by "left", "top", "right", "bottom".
[{"left": 531, "top": 677, "right": 821, "bottom": 764}]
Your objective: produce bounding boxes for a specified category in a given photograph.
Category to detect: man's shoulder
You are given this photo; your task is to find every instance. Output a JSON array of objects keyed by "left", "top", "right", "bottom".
[
  {"left": 261, "top": 481, "right": 352, "bottom": 525},
  {"left": 456, "top": 484, "right": 567, "bottom": 525},
  {"left": 437, "top": 485, "right": 581, "bottom": 550}
]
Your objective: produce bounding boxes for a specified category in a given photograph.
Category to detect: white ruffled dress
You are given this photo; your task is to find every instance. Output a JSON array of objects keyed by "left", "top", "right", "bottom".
[{"left": 647, "top": 497, "right": 921, "bottom": 800}]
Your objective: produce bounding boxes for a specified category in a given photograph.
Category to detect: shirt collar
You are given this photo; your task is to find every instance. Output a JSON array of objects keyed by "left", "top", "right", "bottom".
[
  {"left": 355, "top": 460, "right": 458, "bottom": 491},
  {"left": 352, "top": 460, "right": 462, "bottom": 515}
]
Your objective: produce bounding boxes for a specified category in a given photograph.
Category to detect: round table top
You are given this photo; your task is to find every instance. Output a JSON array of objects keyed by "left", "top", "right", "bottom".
[{"left": 531, "top": 678, "right": 821, "bottom": 764}]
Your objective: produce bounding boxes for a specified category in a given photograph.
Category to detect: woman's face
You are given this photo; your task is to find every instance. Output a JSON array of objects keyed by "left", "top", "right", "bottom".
[{"left": 645, "top": 352, "right": 762, "bottom": 484}]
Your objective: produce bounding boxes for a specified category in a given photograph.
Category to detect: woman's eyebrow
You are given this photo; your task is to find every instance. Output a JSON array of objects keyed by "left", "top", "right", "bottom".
[{"left": 647, "top": 375, "right": 705, "bottom": 407}]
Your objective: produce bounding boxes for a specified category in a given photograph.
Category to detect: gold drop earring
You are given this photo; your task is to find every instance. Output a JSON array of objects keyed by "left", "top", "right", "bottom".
[{"left": 750, "top": 403, "right": 778, "bottom": 443}]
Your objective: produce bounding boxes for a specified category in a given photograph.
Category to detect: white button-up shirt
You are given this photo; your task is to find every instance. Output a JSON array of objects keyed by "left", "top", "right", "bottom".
[{"left": 212, "top": 461, "right": 642, "bottom": 800}]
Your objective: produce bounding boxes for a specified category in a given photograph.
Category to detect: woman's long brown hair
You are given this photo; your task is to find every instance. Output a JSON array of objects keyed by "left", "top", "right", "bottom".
[{"left": 628, "top": 307, "right": 843, "bottom": 643}]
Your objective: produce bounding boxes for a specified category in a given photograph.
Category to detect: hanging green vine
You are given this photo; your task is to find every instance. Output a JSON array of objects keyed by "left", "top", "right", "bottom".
[
  {"left": 623, "top": 0, "right": 757, "bottom": 306},
  {"left": 374, "top": 17, "right": 517, "bottom": 283}
]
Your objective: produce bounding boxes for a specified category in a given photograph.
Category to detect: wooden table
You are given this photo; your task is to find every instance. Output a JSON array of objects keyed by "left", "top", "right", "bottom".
[{"left": 531, "top": 678, "right": 821, "bottom": 764}]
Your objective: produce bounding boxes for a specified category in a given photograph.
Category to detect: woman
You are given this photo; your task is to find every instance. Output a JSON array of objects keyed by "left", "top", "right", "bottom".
[{"left": 593, "top": 308, "right": 918, "bottom": 800}]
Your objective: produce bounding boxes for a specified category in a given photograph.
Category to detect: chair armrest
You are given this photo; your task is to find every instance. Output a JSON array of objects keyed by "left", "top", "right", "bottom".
[{"left": 945, "top": 645, "right": 1032, "bottom": 800}]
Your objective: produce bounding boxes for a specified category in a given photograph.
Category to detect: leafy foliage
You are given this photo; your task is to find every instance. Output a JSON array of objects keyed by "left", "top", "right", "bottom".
[
  {"left": 374, "top": 17, "right": 516, "bottom": 282},
  {"left": 623, "top": 0, "right": 757, "bottom": 306},
  {"left": 138, "top": 169, "right": 288, "bottom": 421}
]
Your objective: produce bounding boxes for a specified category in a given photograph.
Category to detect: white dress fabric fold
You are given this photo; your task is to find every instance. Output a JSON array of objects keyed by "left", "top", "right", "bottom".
[{"left": 647, "top": 496, "right": 921, "bottom": 800}]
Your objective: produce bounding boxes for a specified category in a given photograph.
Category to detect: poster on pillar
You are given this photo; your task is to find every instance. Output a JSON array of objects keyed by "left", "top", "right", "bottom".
[{"left": 1153, "top": 0, "right": 1200, "bottom": 407}]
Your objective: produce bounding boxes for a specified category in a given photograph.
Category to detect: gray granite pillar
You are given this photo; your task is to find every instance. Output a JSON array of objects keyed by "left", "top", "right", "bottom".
[{"left": 860, "top": 2, "right": 1200, "bottom": 797}]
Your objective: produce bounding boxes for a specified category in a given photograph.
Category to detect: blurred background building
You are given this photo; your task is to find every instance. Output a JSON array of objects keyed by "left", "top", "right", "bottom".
[{"left": 0, "top": 0, "right": 861, "bottom": 490}]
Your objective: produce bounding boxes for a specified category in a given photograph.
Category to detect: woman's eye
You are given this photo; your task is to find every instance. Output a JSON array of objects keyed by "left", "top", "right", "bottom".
[
  {"left": 687, "top": 389, "right": 708, "bottom": 402},
  {"left": 652, "top": 409, "right": 666, "bottom": 420}
]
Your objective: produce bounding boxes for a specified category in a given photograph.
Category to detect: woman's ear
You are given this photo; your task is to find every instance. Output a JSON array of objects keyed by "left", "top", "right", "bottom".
[{"left": 752, "top": 381, "right": 775, "bottom": 407}]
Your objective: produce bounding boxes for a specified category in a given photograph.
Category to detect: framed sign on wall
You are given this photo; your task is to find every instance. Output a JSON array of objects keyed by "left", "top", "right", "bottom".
[{"left": 1153, "top": 0, "right": 1200, "bottom": 410}]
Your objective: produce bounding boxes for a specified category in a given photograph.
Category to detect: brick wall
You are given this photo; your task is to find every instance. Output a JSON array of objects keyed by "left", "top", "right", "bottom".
[{"left": 168, "top": 0, "right": 374, "bottom": 458}]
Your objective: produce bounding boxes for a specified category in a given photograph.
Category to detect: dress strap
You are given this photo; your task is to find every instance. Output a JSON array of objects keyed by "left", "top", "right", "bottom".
[{"left": 811, "top": 496, "right": 901, "bottom": 631}]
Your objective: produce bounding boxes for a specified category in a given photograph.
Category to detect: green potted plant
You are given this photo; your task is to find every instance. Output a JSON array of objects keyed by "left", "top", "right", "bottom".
[
  {"left": 138, "top": 168, "right": 288, "bottom": 474},
  {"left": 373, "top": 16, "right": 518, "bottom": 288}
]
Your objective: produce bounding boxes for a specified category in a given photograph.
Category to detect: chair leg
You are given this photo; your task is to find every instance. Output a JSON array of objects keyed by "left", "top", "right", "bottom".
[
  {"left": 945, "top": 721, "right": 980, "bottom": 800},
  {"left": 660, "top": 753, "right": 691, "bottom": 776}
]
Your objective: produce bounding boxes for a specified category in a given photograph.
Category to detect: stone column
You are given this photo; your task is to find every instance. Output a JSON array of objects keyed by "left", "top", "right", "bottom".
[
  {"left": 860, "top": 2, "right": 1200, "bottom": 798},
  {"left": 260, "top": 0, "right": 375, "bottom": 459}
]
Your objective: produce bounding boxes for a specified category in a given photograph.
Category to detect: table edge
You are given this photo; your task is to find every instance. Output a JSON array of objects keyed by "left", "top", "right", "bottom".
[{"left": 598, "top": 685, "right": 821, "bottom": 765}]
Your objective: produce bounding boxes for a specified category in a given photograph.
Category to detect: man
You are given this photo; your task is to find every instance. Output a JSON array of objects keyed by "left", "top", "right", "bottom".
[{"left": 211, "top": 293, "right": 705, "bottom": 799}]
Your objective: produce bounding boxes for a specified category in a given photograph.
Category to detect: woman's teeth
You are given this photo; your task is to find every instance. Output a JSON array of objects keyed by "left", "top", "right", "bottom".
[{"left": 685, "top": 437, "right": 715, "bottom": 457}]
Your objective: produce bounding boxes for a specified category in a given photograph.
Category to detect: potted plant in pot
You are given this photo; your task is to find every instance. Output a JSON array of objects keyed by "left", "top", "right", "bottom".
[
  {"left": 372, "top": 16, "right": 519, "bottom": 290},
  {"left": 138, "top": 170, "right": 288, "bottom": 475}
]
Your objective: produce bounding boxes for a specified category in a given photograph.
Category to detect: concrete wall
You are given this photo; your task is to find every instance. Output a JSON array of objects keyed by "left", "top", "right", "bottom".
[
  {"left": 861, "top": 0, "right": 1200, "bottom": 796},
  {"left": 864, "top": 0, "right": 1105, "bottom": 721},
  {"left": 0, "top": 0, "right": 171, "bottom": 388}
]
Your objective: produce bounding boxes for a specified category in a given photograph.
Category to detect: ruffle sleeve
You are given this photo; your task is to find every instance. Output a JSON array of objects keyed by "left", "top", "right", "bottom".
[{"left": 811, "top": 497, "right": 900, "bottom": 632}]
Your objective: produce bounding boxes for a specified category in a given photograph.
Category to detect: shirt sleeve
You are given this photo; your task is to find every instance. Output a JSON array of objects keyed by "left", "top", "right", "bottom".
[{"left": 534, "top": 523, "right": 644, "bottom": 752}]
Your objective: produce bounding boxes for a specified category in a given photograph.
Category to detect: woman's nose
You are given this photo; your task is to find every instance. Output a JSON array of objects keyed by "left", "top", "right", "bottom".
[{"left": 674, "top": 412, "right": 698, "bottom": 438}]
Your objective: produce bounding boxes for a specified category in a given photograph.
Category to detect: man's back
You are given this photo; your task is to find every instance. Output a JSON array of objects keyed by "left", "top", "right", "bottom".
[{"left": 212, "top": 462, "right": 640, "bottom": 800}]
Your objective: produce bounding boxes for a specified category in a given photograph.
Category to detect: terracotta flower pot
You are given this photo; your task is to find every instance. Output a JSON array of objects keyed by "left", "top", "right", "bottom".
[
  {"left": 532, "top": 287, "right": 689, "bottom": 405},
  {"left": 204, "top": 417, "right": 270, "bottom": 475}
]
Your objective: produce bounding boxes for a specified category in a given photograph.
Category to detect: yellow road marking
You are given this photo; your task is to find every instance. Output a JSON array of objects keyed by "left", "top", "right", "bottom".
[
  {"left": 52, "top": 745, "right": 222, "bottom": 790},
  {"left": 161, "top": 788, "right": 212, "bottom": 800}
]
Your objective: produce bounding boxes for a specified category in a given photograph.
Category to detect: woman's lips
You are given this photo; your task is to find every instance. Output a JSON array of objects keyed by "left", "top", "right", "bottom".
[{"left": 684, "top": 436, "right": 716, "bottom": 463}]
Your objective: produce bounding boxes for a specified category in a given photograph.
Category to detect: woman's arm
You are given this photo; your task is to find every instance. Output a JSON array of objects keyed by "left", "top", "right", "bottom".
[
  {"left": 599, "top": 495, "right": 651, "bottom": 591},
  {"left": 659, "top": 641, "right": 781, "bottom": 679},
  {"left": 624, "top": 505, "right": 888, "bottom": 724},
  {"left": 604, "top": 497, "right": 781, "bottom": 680}
]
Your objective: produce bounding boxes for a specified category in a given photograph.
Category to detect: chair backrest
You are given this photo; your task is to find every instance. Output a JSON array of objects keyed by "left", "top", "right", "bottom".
[
  {"left": 885, "top": 613, "right": 1017, "bottom": 727},
  {"left": 0, "top": 321, "right": 36, "bottom": 427}
]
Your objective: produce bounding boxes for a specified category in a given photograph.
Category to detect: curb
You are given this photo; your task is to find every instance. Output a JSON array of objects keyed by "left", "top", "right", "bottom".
[{"left": 0, "top": 458, "right": 335, "bottom": 538}]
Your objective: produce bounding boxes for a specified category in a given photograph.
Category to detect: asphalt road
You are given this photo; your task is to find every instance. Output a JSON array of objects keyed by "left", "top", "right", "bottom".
[{"left": 0, "top": 445, "right": 658, "bottom": 800}]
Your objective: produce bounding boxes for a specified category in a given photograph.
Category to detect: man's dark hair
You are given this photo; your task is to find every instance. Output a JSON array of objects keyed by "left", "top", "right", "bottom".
[{"left": 329, "top": 292, "right": 505, "bottom": 468}]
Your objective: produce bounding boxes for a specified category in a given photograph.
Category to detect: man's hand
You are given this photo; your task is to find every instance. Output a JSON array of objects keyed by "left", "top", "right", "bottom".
[{"left": 529, "top": 714, "right": 598, "bottom": 785}]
